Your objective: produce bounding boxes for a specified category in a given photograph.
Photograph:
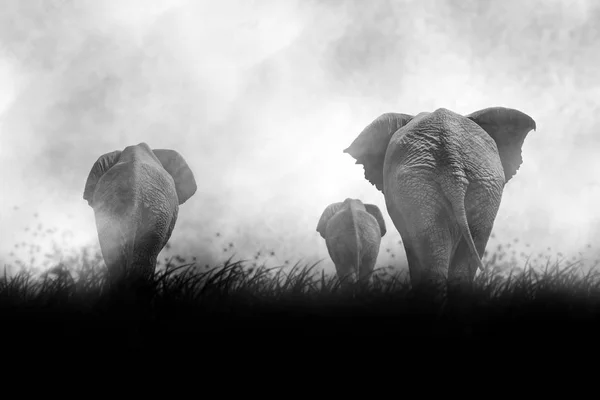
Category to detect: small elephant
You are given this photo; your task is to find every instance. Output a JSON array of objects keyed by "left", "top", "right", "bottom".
[
  {"left": 343, "top": 107, "right": 536, "bottom": 293},
  {"left": 317, "top": 198, "right": 387, "bottom": 288},
  {"left": 83, "top": 142, "right": 197, "bottom": 284}
]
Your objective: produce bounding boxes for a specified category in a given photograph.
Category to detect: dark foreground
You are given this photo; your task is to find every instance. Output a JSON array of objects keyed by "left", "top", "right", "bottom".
[{"left": 2, "top": 262, "right": 600, "bottom": 358}]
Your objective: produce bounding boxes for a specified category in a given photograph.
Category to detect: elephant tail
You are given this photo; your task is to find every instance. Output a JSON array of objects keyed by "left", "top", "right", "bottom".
[
  {"left": 441, "top": 177, "right": 485, "bottom": 272},
  {"left": 454, "top": 203, "right": 485, "bottom": 273},
  {"left": 355, "top": 236, "right": 361, "bottom": 282}
]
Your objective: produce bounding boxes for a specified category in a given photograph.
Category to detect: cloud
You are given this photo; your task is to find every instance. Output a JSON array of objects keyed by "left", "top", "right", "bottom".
[{"left": 1, "top": 0, "right": 599, "bottom": 274}]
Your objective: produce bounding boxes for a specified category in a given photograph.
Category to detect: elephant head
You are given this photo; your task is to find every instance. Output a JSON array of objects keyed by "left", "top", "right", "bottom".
[
  {"left": 316, "top": 198, "right": 387, "bottom": 288},
  {"left": 343, "top": 107, "right": 536, "bottom": 295},
  {"left": 83, "top": 142, "right": 197, "bottom": 284}
]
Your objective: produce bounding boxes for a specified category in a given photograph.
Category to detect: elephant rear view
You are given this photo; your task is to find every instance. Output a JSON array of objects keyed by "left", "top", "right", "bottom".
[
  {"left": 317, "top": 198, "right": 387, "bottom": 288},
  {"left": 83, "top": 142, "right": 197, "bottom": 284},
  {"left": 343, "top": 107, "right": 537, "bottom": 294}
]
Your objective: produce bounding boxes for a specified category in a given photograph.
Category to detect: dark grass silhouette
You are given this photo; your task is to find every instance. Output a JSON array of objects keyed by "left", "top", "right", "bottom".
[
  {"left": 2, "top": 217, "right": 600, "bottom": 357},
  {"left": 3, "top": 250, "right": 600, "bottom": 353}
]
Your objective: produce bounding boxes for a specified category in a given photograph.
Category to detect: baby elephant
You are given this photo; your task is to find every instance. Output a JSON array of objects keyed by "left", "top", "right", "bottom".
[{"left": 317, "top": 198, "right": 387, "bottom": 288}]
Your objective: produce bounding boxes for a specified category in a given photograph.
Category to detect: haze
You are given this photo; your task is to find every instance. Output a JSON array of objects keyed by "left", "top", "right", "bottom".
[{"left": 1, "top": 0, "right": 599, "bottom": 275}]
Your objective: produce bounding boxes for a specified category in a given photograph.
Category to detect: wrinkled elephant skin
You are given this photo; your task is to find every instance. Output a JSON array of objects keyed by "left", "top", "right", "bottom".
[
  {"left": 344, "top": 107, "right": 537, "bottom": 293},
  {"left": 317, "top": 198, "right": 387, "bottom": 288},
  {"left": 83, "top": 142, "right": 197, "bottom": 284}
]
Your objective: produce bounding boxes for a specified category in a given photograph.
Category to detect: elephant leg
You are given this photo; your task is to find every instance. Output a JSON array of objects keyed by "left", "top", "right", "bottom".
[
  {"left": 129, "top": 203, "right": 178, "bottom": 282},
  {"left": 130, "top": 230, "right": 162, "bottom": 281},
  {"left": 445, "top": 228, "right": 492, "bottom": 316},
  {"left": 95, "top": 211, "right": 134, "bottom": 283},
  {"left": 388, "top": 177, "right": 456, "bottom": 293},
  {"left": 336, "top": 265, "right": 357, "bottom": 287},
  {"left": 410, "top": 215, "right": 456, "bottom": 296},
  {"left": 115, "top": 219, "right": 169, "bottom": 305},
  {"left": 448, "top": 227, "right": 492, "bottom": 290},
  {"left": 403, "top": 240, "right": 421, "bottom": 285},
  {"left": 448, "top": 181, "right": 503, "bottom": 296},
  {"left": 358, "top": 241, "right": 379, "bottom": 286},
  {"left": 386, "top": 202, "right": 422, "bottom": 284},
  {"left": 447, "top": 237, "right": 478, "bottom": 305},
  {"left": 327, "top": 237, "right": 359, "bottom": 289}
]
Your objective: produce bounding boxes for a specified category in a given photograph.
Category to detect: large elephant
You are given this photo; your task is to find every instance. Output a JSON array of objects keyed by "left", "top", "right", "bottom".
[
  {"left": 83, "top": 142, "right": 197, "bottom": 285},
  {"left": 316, "top": 198, "right": 387, "bottom": 288},
  {"left": 343, "top": 107, "right": 537, "bottom": 294}
]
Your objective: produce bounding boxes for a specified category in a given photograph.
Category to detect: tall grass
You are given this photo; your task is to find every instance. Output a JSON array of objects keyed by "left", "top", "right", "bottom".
[
  {"left": 2, "top": 216, "right": 600, "bottom": 349},
  {"left": 3, "top": 250, "right": 600, "bottom": 312},
  {"left": 3, "top": 254, "right": 600, "bottom": 353}
]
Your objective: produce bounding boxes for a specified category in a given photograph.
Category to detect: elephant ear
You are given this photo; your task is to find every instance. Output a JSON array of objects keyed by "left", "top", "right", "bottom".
[
  {"left": 364, "top": 204, "right": 387, "bottom": 237},
  {"left": 466, "top": 107, "right": 537, "bottom": 183},
  {"left": 83, "top": 150, "right": 122, "bottom": 207},
  {"left": 343, "top": 113, "right": 414, "bottom": 193},
  {"left": 316, "top": 202, "right": 344, "bottom": 239},
  {"left": 152, "top": 149, "right": 198, "bottom": 205}
]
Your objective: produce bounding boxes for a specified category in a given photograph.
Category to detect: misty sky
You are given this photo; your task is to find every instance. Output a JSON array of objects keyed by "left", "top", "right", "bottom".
[{"left": 1, "top": 0, "right": 599, "bottom": 274}]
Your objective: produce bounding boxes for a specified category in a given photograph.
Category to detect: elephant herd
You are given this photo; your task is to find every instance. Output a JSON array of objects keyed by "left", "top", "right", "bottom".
[{"left": 83, "top": 107, "right": 537, "bottom": 296}]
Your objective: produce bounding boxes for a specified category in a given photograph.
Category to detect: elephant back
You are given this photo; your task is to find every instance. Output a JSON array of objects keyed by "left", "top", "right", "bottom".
[{"left": 325, "top": 208, "right": 382, "bottom": 244}]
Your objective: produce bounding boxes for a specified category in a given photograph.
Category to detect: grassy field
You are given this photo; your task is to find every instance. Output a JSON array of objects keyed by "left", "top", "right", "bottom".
[
  {"left": 2, "top": 247, "right": 600, "bottom": 355},
  {"left": 2, "top": 218, "right": 599, "bottom": 357}
]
